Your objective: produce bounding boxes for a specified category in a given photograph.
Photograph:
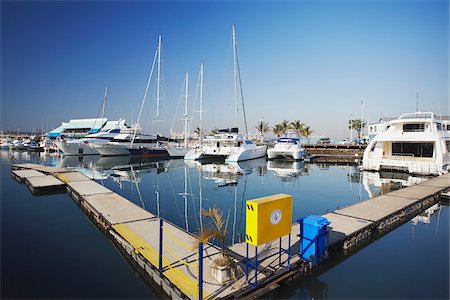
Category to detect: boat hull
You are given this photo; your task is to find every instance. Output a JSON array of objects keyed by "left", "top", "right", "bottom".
[
  {"left": 225, "top": 145, "right": 267, "bottom": 162},
  {"left": 56, "top": 141, "right": 100, "bottom": 156},
  {"left": 167, "top": 146, "right": 191, "bottom": 158},
  {"left": 267, "top": 148, "right": 306, "bottom": 160}
]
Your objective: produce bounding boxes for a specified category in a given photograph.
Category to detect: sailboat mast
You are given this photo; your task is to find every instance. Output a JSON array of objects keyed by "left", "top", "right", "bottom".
[
  {"left": 156, "top": 35, "right": 162, "bottom": 137},
  {"left": 184, "top": 72, "right": 189, "bottom": 148},
  {"left": 131, "top": 43, "right": 158, "bottom": 147},
  {"left": 232, "top": 25, "right": 239, "bottom": 130},
  {"left": 101, "top": 86, "right": 108, "bottom": 126},
  {"left": 199, "top": 62, "right": 204, "bottom": 145}
]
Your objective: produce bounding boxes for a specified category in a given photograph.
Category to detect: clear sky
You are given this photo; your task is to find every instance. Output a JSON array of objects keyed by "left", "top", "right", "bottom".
[{"left": 1, "top": 0, "right": 448, "bottom": 138}]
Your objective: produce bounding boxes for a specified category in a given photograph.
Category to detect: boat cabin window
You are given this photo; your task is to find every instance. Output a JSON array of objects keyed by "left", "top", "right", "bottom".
[
  {"left": 436, "top": 123, "right": 442, "bottom": 131},
  {"left": 109, "top": 129, "right": 121, "bottom": 134},
  {"left": 447, "top": 124, "right": 450, "bottom": 131},
  {"left": 392, "top": 142, "right": 433, "bottom": 158},
  {"left": 403, "top": 123, "right": 425, "bottom": 132}
]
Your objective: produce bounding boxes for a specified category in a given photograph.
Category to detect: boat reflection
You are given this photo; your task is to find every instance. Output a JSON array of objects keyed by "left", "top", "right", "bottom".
[
  {"left": 362, "top": 170, "right": 430, "bottom": 198},
  {"left": 185, "top": 157, "right": 266, "bottom": 186},
  {"left": 267, "top": 160, "right": 308, "bottom": 182}
]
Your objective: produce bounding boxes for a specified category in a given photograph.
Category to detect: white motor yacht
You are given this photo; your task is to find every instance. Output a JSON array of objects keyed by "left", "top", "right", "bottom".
[
  {"left": 362, "top": 112, "right": 450, "bottom": 175},
  {"left": 267, "top": 132, "right": 307, "bottom": 160},
  {"left": 94, "top": 132, "right": 168, "bottom": 157},
  {"left": 55, "top": 120, "right": 127, "bottom": 155}
]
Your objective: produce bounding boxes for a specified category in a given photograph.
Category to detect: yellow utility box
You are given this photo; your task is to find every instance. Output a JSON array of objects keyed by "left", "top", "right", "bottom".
[{"left": 245, "top": 194, "right": 292, "bottom": 246}]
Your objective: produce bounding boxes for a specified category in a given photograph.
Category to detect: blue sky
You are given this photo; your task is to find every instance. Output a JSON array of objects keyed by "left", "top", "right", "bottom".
[{"left": 1, "top": 0, "right": 448, "bottom": 138}]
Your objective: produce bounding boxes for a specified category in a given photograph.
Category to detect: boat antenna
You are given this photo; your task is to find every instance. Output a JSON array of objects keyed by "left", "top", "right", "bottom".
[
  {"left": 131, "top": 41, "right": 158, "bottom": 147},
  {"left": 360, "top": 98, "right": 364, "bottom": 139},
  {"left": 416, "top": 92, "right": 419, "bottom": 112}
]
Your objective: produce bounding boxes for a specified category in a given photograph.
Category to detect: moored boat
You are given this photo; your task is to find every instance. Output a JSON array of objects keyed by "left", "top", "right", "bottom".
[
  {"left": 55, "top": 119, "right": 127, "bottom": 155},
  {"left": 362, "top": 111, "right": 450, "bottom": 175},
  {"left": 267, "top": 131, "right": 307, "bottom": 160}
]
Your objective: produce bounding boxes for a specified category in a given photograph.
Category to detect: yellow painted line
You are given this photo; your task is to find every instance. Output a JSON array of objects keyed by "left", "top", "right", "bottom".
[
  {"left": 54, "top": 173, "right": 70, "bottom": 183},
  {"left": 112, "top": 224, "right": 160, "bottom": 267},
  {"left": 112, "top": 224, "right": 208, "bottom": 299}
]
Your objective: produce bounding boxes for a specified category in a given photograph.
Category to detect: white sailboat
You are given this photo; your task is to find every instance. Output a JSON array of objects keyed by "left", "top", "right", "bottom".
[{"left": 185, "top": 25, "right": 266, "bottom": 162}]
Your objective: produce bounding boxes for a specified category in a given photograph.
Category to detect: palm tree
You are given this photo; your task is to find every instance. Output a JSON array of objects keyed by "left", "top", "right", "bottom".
[
  {"left": 255, "top": 121, "right": 270, "bottom": 140},
  {"left": 198, "top": 208, "right": 231, "bottom": 266},
  {"left": 272, "top": 124, "right": 283, "bottom": 137},
  {"left": 302, "top": 126, "right": 313, "bottom": 143},
  {"left": 280, "top": 120, "right": 290, "bottom": 135},
  {"left": 193, "top": 127, "right": 204, "bottom": 139},
  {"left": 348, "top": 119, "right": 366, "bottom": 138},
  {"left": 290, "top": 120, "right": 305, "bottom": 137}
]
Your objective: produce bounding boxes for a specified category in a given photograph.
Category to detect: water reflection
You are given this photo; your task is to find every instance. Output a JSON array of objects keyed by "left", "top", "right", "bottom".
[
  {"left": 362, "top": 170, "right": 430, "bottom": 198},
  {"left": 267, "top": 160, "right": 308, "bottom": 182}
]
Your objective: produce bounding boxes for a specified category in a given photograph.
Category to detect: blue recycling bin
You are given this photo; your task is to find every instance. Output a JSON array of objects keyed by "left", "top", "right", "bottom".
[{"left": 298, "top": 215, "right": 330, "bottom": 264}]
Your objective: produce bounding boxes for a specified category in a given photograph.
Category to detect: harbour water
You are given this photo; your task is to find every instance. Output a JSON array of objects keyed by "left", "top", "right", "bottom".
[{"left": 1, "top": 150, "right": 448, "bottom": 299}]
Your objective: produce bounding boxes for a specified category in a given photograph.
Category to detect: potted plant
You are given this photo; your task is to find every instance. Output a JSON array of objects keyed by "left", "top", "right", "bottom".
[{"left": 197, "top": 207, "right": 235, "bottom": 284}]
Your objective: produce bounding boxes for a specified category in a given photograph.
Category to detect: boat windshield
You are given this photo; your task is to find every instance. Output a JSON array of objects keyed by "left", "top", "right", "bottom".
[{"left": 277, "top": 138, "right": 299, "bottom": 144}]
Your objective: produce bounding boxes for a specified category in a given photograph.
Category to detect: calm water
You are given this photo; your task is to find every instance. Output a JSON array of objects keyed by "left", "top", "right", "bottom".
[{"left": 1, "top": 150, "right": 448, "bottom": 299}]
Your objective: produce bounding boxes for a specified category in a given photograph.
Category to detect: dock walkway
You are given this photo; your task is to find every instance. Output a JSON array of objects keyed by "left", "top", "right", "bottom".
[{"left": 11, "top": 163, "right": 449, "bottom": 299}]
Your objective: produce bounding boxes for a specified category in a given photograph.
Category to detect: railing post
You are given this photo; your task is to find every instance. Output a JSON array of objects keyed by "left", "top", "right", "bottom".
[
  {"left": 159, "top": 218, "right": 163, "bottom": 274},
  {"left": 198, "top": 241, "right": 203, "bottom": 300},
  {"left": 246, "top": 242, "right": 249, "bottom": 281}
]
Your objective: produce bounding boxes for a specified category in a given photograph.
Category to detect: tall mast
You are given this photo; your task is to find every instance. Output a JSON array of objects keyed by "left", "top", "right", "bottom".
[
  {"left": 184, "top": 72, "right": 189, "bottom": 148},
  {"left": 232, "top": 25, "right": 239, "bottom": 129},
  {"left": 100, "top": 86, "right": 108, "bottom": 125},
  {"left": 199, "top": 62, "right": 204, "bottom": 145},
  {"left": 131, "top": 42, "right": 158, "bottom": 147},
  {"left": 156, "top": 35, "right": 162, "bottom": 136}
]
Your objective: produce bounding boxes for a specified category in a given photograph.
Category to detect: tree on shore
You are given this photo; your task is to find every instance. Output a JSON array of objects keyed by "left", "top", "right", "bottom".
[
  {"left": 290, "top": 120, "right": 305, "bottom": 137},
  {"left": 272, "top": 124, "right": 283, "bottom": 137},
  {"left": 302, "top": 126, "right": 313, "bottom": 143},
  {"left": 348, "top": 119, "right": 366, "bottom": 138},
  {"left": 255, "top": 121, "right": 270, "bottom": 140}
]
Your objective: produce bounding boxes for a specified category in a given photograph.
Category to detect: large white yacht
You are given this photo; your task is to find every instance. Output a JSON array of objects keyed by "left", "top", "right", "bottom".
[
  {"left": 362, "top": 112, "right": 450, "bottom": 175},
  {"left": 184, "top": 128, "right": 266, "bottom": 162},
  {"left": 267, "top": 131, "right": 307, "bottom": 160},
  {"left": 93, "top": 131, "right": 169, "bottom": 157},
  {"left": 55, "top": 119, "right": 127, "bottom": 155}
]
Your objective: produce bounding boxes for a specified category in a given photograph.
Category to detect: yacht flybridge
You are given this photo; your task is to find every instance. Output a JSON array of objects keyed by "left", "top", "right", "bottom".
[{"left": 362, "top": 112, "right": 450, "bottom": 175}]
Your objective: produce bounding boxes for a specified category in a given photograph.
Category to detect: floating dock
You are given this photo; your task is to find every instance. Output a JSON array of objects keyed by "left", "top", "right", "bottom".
[{"left": 11, "top": 163, "right": 450, "bottom": 299}]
